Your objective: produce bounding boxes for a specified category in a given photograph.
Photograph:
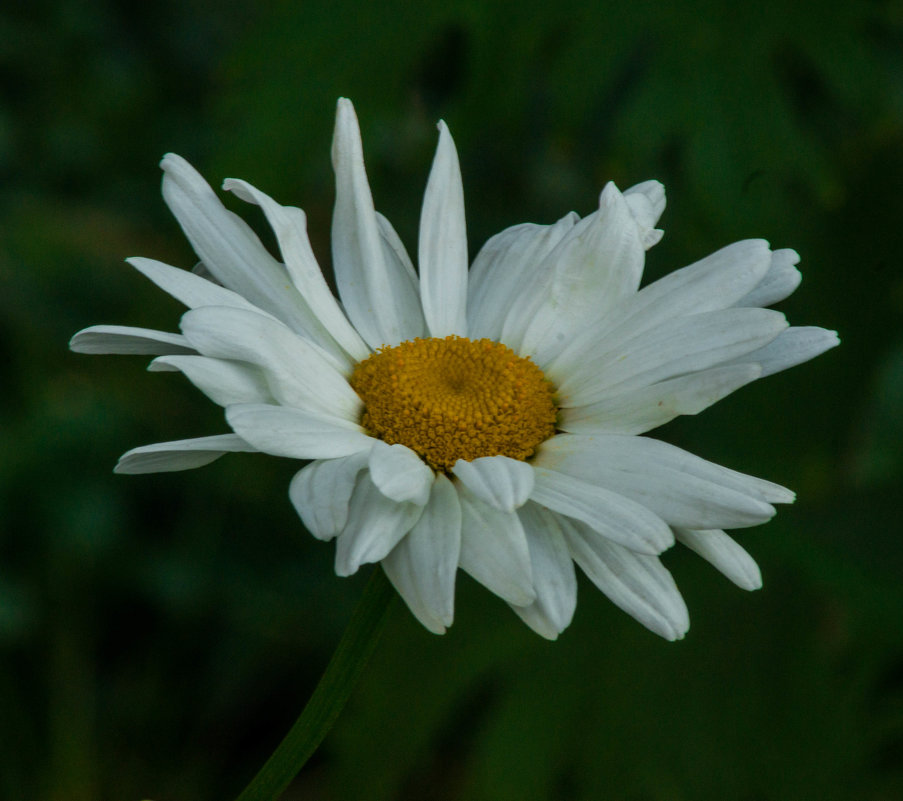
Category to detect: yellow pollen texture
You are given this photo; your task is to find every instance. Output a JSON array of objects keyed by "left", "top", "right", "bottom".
[{"left": 350, "top": 336, "right": 558, "bottom": 472}]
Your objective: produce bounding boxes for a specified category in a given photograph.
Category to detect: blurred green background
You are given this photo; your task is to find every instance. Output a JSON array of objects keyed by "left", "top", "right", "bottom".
[{"left": 2, "top": 1, "right": 902, "bottom": 799}]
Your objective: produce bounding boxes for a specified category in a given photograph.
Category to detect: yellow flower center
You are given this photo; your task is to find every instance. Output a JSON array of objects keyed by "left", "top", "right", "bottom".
[{"left": 350, "top": 336, "right": 558, "bottom": 472}]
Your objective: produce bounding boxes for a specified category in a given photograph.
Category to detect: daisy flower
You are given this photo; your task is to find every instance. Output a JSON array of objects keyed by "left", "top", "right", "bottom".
[{"left": 71, "top": 98, "right": 838, "bottom": 641}]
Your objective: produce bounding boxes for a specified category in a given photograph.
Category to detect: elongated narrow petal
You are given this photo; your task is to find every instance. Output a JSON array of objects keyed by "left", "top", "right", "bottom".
[
  {"left": 457, "top": 485, "right": 535, "bottom": 606},
  {"left": 451, "top": 455, "right": 534, "bottom": 512},
  {"left": 382, "top": 473, "right": 462, "bottom": 633},
  {"left": 149, "top": 355, "right": 273, "bottom": 407},
  {"left": 334, "top": 474, "right": 424, "bottom": 576},
  {"left": 180, "top": 306, "right": 361, "bottom": 421},
  {"left": 735, "top": 248, "right": 801, "bottom": 308},
  {"left": 115, "top": 434, "right": 256, "bottom": 474},
  {"left": 70, "top": 325, "right": 194, "bottom": 355},
  {"left": 289, "top": 452, "right": 370, "bottom": 541},
  {"left": 518, "top": 183, "right": 645, "bottom": 365},
  {"left": 557, "top": 307, "right": 787, "bottom": 404},
  {"left": 560, "top": 516, "right": 689, "bottom": 640},
  {"left": 467, "top": 214, "right": 580, "bottom": 343},
  {"left": 375, "top": 212, "right": 420, "bottom": 284},
  {"left": 419, "top": 121, "right": 468, "bottom": 337},
  {"left": 535, "top": 434, "right": 790, "bottom": 530},
  {"left": 160, "top": 154, "right": 311, "bottom": 332},
  {"left": 510, "top": 503, "right": 577, "bottom": 639},
  {"left": 223, "top": 178, "right": 370, "bottom": 363},
  {"left": 559, "top": 364, "right": 762, "bottom": 435},
  {"left": 730, "top": 326, "right": 840, "bottom": 378},
  {"left": 331, "top": 98, "right": 424, "bottom": 347},
  {"left": 675, "top": 528, "right": 762, "bottom": 590},
  {"left": 226, "top": 403, "right": 373, "bottom": 460},
  {"left": 531, "top": 466, "right": 673, "bottom": 554},
  {"left": 368, "top": 441, "right": 434, "bottom": 505},
  {"left": 126, "top": 257, "right": 265, "bottom": 314}
]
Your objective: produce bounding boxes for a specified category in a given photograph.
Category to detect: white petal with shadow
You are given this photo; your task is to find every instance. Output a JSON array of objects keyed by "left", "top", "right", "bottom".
[
  {"left": 330, "top": 99, "right": 424, "bottom": 348},
  {"left": 675, "top": 527, "right": 762, "bottom": 590},
  {"left": 127, "top": 257, "right": 265, "bottom": 314},
  {"left": 160, "top": 153, "right": 310, "bottom": 332},
  {"left": 467, "top": 213, "right": 579, "bottom": 343},
  {"left": 289, "top": 452, "right": 370, "bottom": 541},
  {"left": 180, "top": 306, "right": 361, "bottom": 421},
  {"left": 531, "top": 466, "right": 673, "bottom": 554},
  {"left": 457, "top": 485, "right": 535, "bottom": 606},
  {"left": 224, "top": 178, "right": 370, "bottom": 363},
  {"left": 556, "top": 307, "right": 786, "bottom": 405},
  {"left": 560, "top": 515, "right": 689, "bottom": 640},
  {"left": 368, "top": 441, "right": 434, "bottom": 505},
  {"left": 535, "top": 434, "right": 790, "bottom": 530},
  {"left": 510, "top": 503, "right": 577, "bottom": 639},
  {"left": 115, "top": 433, "right": 256, "bottom": 474},
  {"left": 226, "top": 403, "right": 372, "bottom": 460},
  {"left": 69, "top": 325, "right": 194, "bottom": 355},
  {"left": 624, "top": 180, "right": 665, "bottom": 249},
  {"left": 382, "top": 473, "right": 462, "bottom": 634},
  {"left": 419, "top": 121, "right": 468, "bottom": 337},
  {"left": 547, "top": 239, "right": 772, "bottom": 379},
  {"left": 451, "top": 455, "right": 534, "bottom": 512},
  {"left": 517, "top": 183, "right": 645, "bottom": 366},
  {"left": 149, "top": 355, "right": 273, "bottom": 407},
  {"left": 559, "top": 363, "right": 762, "bottom": 435},
  {"left": 726, "top": 326, "right": 839, "bottom": 378},
  {"left": 735, "top": 248, "right": 801, "bottom": 308},
  {"left": 334, "top": 474, "right": 424, "bottom": 576}
]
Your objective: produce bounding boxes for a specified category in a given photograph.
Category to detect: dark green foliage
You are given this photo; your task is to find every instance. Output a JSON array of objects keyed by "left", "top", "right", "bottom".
[{"left": 1, "top": 1, "right": 902, "bottom": 799}]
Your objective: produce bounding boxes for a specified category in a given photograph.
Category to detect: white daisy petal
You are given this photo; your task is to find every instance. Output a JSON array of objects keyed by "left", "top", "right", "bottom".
[
  {"left": 624, "top": 179, "right": 665, "bottom": 249},
  {"left": 368, "top": 441, "right": 434, "bottom": 506},
  {"left": 289, "top": 452, "right": 370, "bottom": 542},
  {"left": 451, "top": 455, "right": 534, "bottom": 512},
  {"left": 223, "top": 178, "right": 370, "bottom": 364},
  {"left": 334, "top": 474, "right": 424, "bottom": 576},
  {"left": 225, "top": 403, "right": 372, "bottom": 460},
  {"left": 180, "top": 306, "right": 361, "bottom": 421},
  {"left": 149, "top": 355, "right": 273, "bottom": 407},
  {"left": 467, "top": 213, "right": 580, "bottom": 343},
  {"left": 549, "top": 239, "right": 774, "bottom": 379},
  {"left": 735, "top": 248, "right": 801, "bottom": 308},
  {"left": 557, "top": 307, "right": 787, "bottom": 404},
  {"left": 159, "top": 153, "right": 309, "bottom": 332},
  {"left": 510, "top": 503, "right": 577, "bottom": 640},
  {"left": 535, "top": 434, "right": 791, "bottom": 530},
  {"left": 382, "top": 473, "right": 462, "bottom": 634},
  {"left": 114, "top": 434, "right": 256, "bottom": 474},
  {"left": 330, "top": 98, "right": 424, "bottom": 347},
  {"left": 126, "top": 256, "right": 265, "bottom": 314},
  {"left": 730, "top": 326, "right": 840, "bottom": 378},
  {"left": 517, "top": 182, "right": 645, "bottom": 365},
  {"left": 375, "top": 212, "right": 420, "bottom": 285},
  {"left": 69, "top": 325, "right": 194, "bottom": 355},
  {"left": 559, "top": 363, "right": 762, "bottom": 435},
  {"left": 675, "top": 527, "right": 762, "bottom": 591},
  {"left": 531, "top": 466, "right": 673, "bottom": 554},
  {"left": 457, "top": 485, "right": 535, "bottom": 607},
  {"left": 419, "top": 121, "right": 468, "bottom": 337},
  {"left": 559, "top": 515, "right": 690, "bottom": 641}
]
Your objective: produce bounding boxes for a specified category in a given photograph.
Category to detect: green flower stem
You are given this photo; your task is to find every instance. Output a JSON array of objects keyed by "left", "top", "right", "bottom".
[{"left": 235, "top": 568, "right": 396, "bottom": 801}]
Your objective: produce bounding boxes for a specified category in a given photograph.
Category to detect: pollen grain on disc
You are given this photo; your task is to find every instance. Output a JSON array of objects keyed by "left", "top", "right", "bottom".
[{"left": 350, "top": 336, "right": 558, "bottom": 472}]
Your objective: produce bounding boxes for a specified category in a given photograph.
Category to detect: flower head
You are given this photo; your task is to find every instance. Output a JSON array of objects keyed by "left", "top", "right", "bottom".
[{"left": 71, "top": 98, "right": 838, "bottom": 640}]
